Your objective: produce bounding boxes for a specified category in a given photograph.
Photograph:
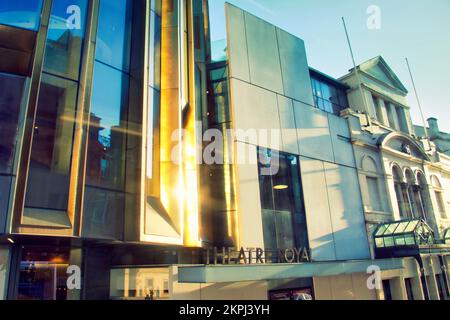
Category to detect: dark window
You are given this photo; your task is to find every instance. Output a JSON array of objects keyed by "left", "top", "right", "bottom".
[
  {"left": 0, "top": 72, "right": 26, "bottom": 174},
  {"left": 372, "top": 95, "right": 385, "bottom": 124},
  {"left": 417, "top": 173, "right": 432, "bottom": 224},
  {"left": 395, "top": 106, "right": 408, "bottom": 133},
  {"left": 392, "top": 166, "right": 412, "bottom": 219},
  {"left": 382, "top": 280, "right": 392, "bottom": 300},
  {"left": 17, "top": 246, "right": 71, "bottom": 300},
  {"left": 385, "top": 102, "right": 396, "bottom": 129},
  {"left": 257, "top": 148, "right": 309, "bottom": 251},
  {"left": 405, "top": 278, "right": 414, "bottom": 300},
  {"left": 436, "top": 274, "right": 445, "bottom": 300},
  {"left": 207, "top": 62, "right": 230, "bottom": 127},
  {"left": 310, "top": 75, "right": 348, "bottom": 115},
  {"left": 25, "top": 74, "right": 78, "bottom": 211}
]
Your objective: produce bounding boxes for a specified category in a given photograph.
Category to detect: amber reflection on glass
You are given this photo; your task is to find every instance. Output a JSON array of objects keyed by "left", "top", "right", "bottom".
[
  {"left": 144, "top": 0, "right": 183, "bottom": 240},
  {"left": 25, "top": 74, "right": 78, "bottom": 211}
]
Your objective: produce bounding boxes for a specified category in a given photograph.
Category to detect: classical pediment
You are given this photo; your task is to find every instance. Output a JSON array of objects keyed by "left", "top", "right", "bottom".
[{"left": 359, "top": 56, "right": 408, "bottom": 94}]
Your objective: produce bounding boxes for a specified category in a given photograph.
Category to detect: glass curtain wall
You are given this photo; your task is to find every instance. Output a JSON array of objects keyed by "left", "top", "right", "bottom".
[
  {"left": 82, "top": 0, "right": 133, "bottom": 239},
  {"left": 25, "top": 0, "right": 88, "bottom": 216},
  {"left": 0, "top": 73, "right": 27, "bottom": 231},
  {"left": 257, "top": 148, "right": 309, "bottom": 251}
]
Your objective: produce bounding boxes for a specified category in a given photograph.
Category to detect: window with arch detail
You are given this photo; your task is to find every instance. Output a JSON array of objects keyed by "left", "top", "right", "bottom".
[
  {"left": 362, "top": 156, "right": 383, "bottom": 212},
  {"left": 431, "top": 176, "right": 447, "bottom": 219},
  {"left": 416, "top": 172, "right": 432, "bottom": 224},
  {"left": 392, "top": 166, "right": 412, "bottom": 219}
]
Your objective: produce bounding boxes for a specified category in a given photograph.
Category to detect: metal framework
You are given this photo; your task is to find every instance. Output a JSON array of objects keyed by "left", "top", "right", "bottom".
[{"left": 374, "top": 219, "right": 434, "bottom": 249}]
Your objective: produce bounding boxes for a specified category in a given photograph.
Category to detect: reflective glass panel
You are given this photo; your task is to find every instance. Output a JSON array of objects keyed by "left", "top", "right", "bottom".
[
  {"left": 17, "top": 247, "right": 70, "bottom": 300},
  {"left": 82, "top": 186, "right": 125, "bottom": 239},
  {"left": 85, "top": 62, "right": 129, "bottom": 190},
  {"left": 43, "top": 0, "right": 88, "bottom": 80},
  {"left": 384, "top": 236, "right": 394, "bottom": 247},
  {"left": 149, "top": 9, "right": 161, "bottom": 89},
  {"left": 375, "top": 237, "right": 384, "bottom": 248},
  {"left": 96, "top": 0, "right": 133, "bottom": 71},
  {"left": 0, "top": 72, "right": 26, "bottom": 174},
  {"left": 0, "top": 0, "right": 43, "bottom": 30},
  {"left": 375, "top": 224, "right": 388, "bottom": 237},
  {"left": 25, "top": 74, "right": 78, "bottom": 211},
  {"left": 405, "top": 234, "right": 416, "bottom": 245},
  {"left": 258, "top": 148, "right": 309, "bottom": 249}
]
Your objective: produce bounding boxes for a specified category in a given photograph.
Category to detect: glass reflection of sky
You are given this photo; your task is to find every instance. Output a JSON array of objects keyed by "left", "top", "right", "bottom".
[
  {"left": 47, "top": 0, "right": 87, "bottom": 41},
  {"left": 0, "top": 0, "right": 43, "bottom": 30},
  {"left": 96, "top": 0, "right": 132, "bottom": 72},
  {"left": 90, "top": 0, "right": 132, "bottom": 148},
  {"left": 90, "top": 62, "right": 127, "bottom": 145}
]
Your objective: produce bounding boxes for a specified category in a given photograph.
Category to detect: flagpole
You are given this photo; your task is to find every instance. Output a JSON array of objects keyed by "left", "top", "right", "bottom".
[
  {"left": 405, "top": 57, "right": 431, "bottom": 151},
  {"left": 342, "top": 17, "right": 372, "bottom": 122}
]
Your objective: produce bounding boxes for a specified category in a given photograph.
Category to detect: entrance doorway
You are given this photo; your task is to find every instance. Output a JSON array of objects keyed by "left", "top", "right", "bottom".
[{"left": 17, "top": 246, "right": 71, "bottom": 300}]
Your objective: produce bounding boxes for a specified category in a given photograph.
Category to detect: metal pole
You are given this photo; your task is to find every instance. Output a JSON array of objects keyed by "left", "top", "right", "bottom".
[
  {"left": 406, "top": 57, "right": 432, "bottom": 151},
  {"left": 342, "top": 17, "right": 372, "bottom": 120}
]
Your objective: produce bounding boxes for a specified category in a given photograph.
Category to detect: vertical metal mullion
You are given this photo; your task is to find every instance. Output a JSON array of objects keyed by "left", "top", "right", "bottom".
[
  {"left": 10, "top": 0, "right": 53, "bottom": 232},
  {"left": 69, "top": 0, "right": 100, "bottom": 236}
]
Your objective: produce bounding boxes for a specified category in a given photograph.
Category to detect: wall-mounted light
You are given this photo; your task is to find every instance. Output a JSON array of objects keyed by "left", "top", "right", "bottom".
[{"left": 273, "top": 185, "right": 288, "bottom": 190}]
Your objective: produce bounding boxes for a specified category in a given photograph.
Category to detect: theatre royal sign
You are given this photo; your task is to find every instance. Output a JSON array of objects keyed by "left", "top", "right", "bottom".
[{"left": 205, "top": 247, "right": 311, "bottom": 265}]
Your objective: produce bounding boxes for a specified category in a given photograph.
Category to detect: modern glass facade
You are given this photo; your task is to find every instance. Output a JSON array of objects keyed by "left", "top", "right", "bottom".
[
  {"left": 0, "top": 0, "right": 449, "bottom": 302},
  {"left": 0, "top": 0, "right": 212, "bottom": 299}
]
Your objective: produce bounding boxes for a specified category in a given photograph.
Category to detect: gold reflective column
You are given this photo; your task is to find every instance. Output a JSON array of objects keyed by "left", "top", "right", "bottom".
[
  {"left": 159, "top": 0, "right": 183, "bottom": 238},
  {"left": 145, "top": 0, "right": 201, "bottom": 246}
]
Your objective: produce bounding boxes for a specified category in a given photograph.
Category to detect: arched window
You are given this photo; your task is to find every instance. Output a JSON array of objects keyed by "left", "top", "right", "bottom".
[
  {"left": 416, "top": 172, "right": 430, "bottom": 223},
  {"left": 362, "top": 156, "right": 383, "bottom": 212},
  {"left": 405, "top": 169, "right": 420, "bottom": 219},
  {"left": 392, "top": 166, "right": 412, "bottom": 219},
  {"left": 431, "top": 176, "right": 447, "bottom": 219}
]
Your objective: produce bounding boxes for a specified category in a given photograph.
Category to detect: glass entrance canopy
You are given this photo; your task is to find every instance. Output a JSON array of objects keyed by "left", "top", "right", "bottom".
[{"left": 374, "top": 219, "right": 434, "bottom": 249}]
